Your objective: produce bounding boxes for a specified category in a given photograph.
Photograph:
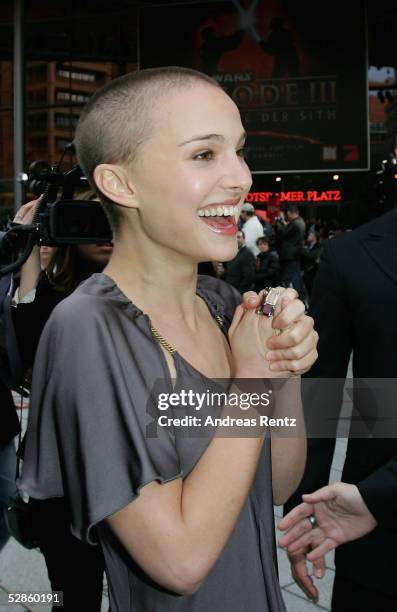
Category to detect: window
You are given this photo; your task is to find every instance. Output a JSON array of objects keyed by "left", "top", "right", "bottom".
[
  {"left": 57, "top": 68, "right": 95, "bottom": 82},
  {"left": 56, "top": 65, "right": 106, "bottom": 83},
  {"left": 56, "top": 89, "right": 91, "bottom": 104}
]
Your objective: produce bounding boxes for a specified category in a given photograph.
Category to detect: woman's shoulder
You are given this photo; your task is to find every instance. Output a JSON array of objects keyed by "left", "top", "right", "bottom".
[
  {"left": 54, "top": 273, "right": 128, "bottom": 308},
  {"left": 43, "top": 273, "right": 142, "bottom": 340},
  {"left": 35, "top": 273, "right": 162, "bottom": 379}
]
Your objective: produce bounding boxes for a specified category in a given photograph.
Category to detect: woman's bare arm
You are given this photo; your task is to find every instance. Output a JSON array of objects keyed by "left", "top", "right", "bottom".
[{"left": 107, "top": 423, "right": 266, "bottom": 595}]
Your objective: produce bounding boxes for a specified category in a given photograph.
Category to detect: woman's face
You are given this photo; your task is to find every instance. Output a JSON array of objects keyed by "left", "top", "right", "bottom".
[
  {"left": 40, "top": 246, "right": 56, "bottom": 269},
  {"left": 77, "top": 243, "right": 113, "bottom": 268},
  {"left": 127, "top": 82, "right": 252, "bottom": 263}
]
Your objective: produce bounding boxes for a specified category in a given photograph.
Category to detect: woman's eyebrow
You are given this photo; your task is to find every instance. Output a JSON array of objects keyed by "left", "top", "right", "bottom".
[
  {"left": 178, "top": 131, "right": 247, "bottom": 146},
  {"left": 178, "top": 133, "right": 224, "bottom": 146}
]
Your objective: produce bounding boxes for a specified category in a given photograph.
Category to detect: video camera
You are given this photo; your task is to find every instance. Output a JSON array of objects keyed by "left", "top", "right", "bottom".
[{"left": 0, "top": 151, "right": 112, "bottom": 276}]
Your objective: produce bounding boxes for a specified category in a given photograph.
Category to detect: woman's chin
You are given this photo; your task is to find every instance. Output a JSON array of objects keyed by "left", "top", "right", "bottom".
[
  {"left": 215, "top": 241, "right": 238, "bottom": 263},
  {"left": 188, "top": 235, "right": 239, "bottom": 266}
]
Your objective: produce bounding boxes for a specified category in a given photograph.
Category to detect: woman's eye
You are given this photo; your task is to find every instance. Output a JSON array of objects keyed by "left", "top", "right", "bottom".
[
  {"left": 237, "top": 147, "right": 246, "bottom": 158},
  {"left": 194, "top": 150, "right": 214, "bottom": 161}
]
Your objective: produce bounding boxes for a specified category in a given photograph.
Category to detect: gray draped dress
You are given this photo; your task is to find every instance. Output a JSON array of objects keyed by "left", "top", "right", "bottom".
[{"left": 19, "top": 273, "right": 286, "bottom": 612}]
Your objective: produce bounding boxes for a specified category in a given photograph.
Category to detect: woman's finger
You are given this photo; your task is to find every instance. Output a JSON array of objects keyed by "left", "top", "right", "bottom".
[
  {"left": 269, "top": 346, "right": 318, "bottom": 374},
  {"left": 276, "top": 287, "right": 298, "bottom": 315},
  {"left": 272, "top": 298, "right": 306, "bottom": 331},
  {"left": 266, "top": 328, "right": 317, "bottom": 363},
  {"left": 268, "top": 316, "right": 315, "bottom": 350},
  {"left": 241, "top": 291, "right": 261, "bottom": 310}
]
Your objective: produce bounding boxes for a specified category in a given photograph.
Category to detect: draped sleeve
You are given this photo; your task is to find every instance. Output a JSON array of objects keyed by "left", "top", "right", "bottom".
[{"left": 19, "top": 278, "right": 182, "bottom": 544}]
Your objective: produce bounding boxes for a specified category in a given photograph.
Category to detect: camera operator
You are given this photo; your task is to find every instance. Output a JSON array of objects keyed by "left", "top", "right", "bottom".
[{"left": 11, "top": 191, "right": 110, "bottom": 611}]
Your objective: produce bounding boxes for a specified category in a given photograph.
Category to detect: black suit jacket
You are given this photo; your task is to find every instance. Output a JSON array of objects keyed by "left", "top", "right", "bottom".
[
  {"left": 277, "top": 217, "right": 305, "bottom": 262},
  {"left": 286, "top": 206, "right": 397, "bottom": 595},
  {"left": 224, "top": 246, "right": 255, "bottom": 294}
]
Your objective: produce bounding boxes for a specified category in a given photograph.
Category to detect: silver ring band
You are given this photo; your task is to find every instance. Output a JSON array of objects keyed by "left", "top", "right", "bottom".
[{"left": 308, "top": 514, "right": 318, "bottom": 529}]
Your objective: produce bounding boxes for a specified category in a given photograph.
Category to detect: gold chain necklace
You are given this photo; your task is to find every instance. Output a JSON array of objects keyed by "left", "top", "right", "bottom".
[{"left": 151, "top": 314, "right": 224, "bottom": 355}]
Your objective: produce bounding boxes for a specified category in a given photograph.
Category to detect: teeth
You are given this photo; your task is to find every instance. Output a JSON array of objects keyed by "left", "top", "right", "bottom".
[{"left": 197, "top": 204, "right": 240, "bottom": 218}]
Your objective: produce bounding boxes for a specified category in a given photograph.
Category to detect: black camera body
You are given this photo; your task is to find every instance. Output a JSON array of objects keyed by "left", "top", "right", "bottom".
[
  {"left": 39, "top": 198, "right": 112, "bottom": 246},
  {"left": 26, "top": 160, "right": 112, "bottom": 246},
  {"left": 0, "top": 160, "right": 112, "bottom": 275}
]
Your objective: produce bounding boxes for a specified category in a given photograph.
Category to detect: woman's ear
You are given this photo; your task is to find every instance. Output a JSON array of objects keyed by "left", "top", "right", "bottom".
[{"left": 93, "top": 164, "right": 138, "bottom": 209}]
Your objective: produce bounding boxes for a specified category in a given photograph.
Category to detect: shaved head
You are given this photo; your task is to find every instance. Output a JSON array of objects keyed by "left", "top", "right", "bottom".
[{"left": 75, "top": 67, "right": 221, "bottom": 231}]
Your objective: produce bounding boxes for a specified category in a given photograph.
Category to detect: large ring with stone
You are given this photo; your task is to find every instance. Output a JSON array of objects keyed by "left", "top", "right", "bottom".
[
  {"left": 255, "top": 287, "right": 281, "bottom": 317},
  {"left": 308, "top": 514, "right": 318, "bottom": 529}
]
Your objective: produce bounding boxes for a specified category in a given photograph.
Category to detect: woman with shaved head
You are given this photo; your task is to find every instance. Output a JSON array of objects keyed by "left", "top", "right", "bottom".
[{"left": 20, "top": 67, "right": 318, "bottom": 611}]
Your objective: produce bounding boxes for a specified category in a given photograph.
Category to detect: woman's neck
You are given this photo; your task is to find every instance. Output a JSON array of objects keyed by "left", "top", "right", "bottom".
[{"left": 104, "top": 237, "right": 200, "bottom": 326}]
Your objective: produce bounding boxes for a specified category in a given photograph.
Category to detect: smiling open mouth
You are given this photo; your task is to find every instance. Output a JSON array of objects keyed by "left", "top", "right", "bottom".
[{"left": 197, "top": 205, "right": 239, "bottom": 235}]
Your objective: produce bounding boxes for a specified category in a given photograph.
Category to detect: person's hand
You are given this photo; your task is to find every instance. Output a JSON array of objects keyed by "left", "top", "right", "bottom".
[
  {"left": 12, "top": 199, "right": 43, "bottom": 297},
  {"left": 228, "top": 290, "right": 283, "bottom": 378},
  {"left": 238, "top": 289, "right": 318, "bottom": 376},
  {"left": 286, "top": 545, "right": 325, "bottom": 603},
  {"left": 13, "top": 199, "right": 41, "bottom": 225},
  {"left": 278, "top": 483, "right": 378, "bottom": 562}
]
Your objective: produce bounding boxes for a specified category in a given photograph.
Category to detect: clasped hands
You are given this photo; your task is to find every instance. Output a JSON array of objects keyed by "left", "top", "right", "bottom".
[{"left": 229, "top": 287, "right": 318, "bottom": 377}]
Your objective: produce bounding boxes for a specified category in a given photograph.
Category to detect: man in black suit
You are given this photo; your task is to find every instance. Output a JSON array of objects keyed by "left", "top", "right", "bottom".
[
  {"left": 274, "top": 204, "right": 306, "bottom": 299},
  {"left": 223, "top": 229, "right": 256, "bottom": 294},
  {"left": 284, "top": 204, "right": 397, "bottom": 611}
]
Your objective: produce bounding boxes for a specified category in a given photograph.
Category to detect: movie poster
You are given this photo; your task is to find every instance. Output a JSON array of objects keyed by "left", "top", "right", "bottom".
[{"left": 139, "top": 0, "right": 368, "bottom": 173}]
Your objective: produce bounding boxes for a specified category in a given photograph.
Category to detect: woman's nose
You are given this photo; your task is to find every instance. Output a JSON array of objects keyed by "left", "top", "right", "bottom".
[{"left": 221, "top": 153, "right": 252, "bottom": 193}]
